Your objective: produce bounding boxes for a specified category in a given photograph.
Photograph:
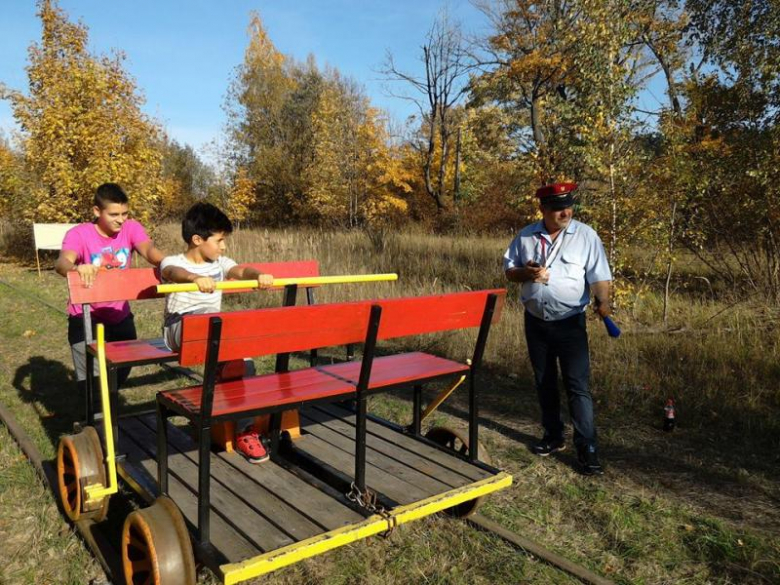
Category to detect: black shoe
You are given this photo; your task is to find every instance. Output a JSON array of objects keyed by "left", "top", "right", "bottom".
[
  {"left": 577, "top": 444, "right": 605, "bottom": 476},
  {"left": 532, "top": 436, "right": 566, "bottom": 457}
]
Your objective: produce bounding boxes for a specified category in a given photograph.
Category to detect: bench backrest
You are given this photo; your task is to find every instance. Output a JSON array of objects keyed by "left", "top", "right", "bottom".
[
  {"left": 67, "top": 260, "right": 321, "bottom": 305},
  {"left": 178, "top": 289, "right": 506, "bottom": 366}
]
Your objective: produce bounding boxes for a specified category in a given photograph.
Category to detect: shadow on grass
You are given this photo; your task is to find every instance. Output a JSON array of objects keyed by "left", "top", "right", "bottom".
[{"left": 12, "top": 355, "right": 180, "bottom": 450}]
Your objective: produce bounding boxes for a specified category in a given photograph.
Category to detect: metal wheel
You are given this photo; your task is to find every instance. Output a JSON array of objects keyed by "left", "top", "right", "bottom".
[
  {"left": 122, "top": 496, "right": 196, "bottom": 585},
  {"left": 425, "top": 426, "right": 492, "bottom": 517},
  {"left": 56, "top": 426, "right": 109, "bottom": 522}
]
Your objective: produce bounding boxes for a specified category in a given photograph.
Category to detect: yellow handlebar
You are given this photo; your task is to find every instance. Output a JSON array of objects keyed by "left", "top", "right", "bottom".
[
  {"left": 83, "top": 323, "right": 118, "bottom": 504},
  {"left": 156, "top": 273, "right": 398, "bottom": 294}
]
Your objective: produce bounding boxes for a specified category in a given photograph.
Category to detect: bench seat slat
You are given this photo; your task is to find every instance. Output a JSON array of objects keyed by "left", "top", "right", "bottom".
[
  {"left": 161, "top": 352, "right": 468, "bottom": 419},
  {"left": 164, "top": 370, "right": 353, "bottom": 417},
  {"left": 88, "top": 337, "right": 177, "bottom": 365},
  {"left": 321, "top": 352, "right": 469, "bottom": 390}
]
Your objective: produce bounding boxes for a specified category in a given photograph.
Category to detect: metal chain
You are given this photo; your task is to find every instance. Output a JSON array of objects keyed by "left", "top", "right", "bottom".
[{"left": 346, "top": 482, "right": 396, "bottom": 538}]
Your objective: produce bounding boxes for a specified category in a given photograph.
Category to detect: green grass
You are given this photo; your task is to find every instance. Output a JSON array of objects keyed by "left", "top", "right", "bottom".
[{"left": 0, "top": 227, "right": 779, "bottom": 584}]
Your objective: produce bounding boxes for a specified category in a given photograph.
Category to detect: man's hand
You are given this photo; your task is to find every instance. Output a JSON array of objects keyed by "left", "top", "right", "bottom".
[
  {"left": 256, "top": 274, "right": 274, "bottom": 289},
  {"left": 526, "top": 261, "right": 550, "bottom": 284},
  {"left": 193, "top": 276, "right": 217, "bottom": 293},
  {"left": 590, "top": 280, "right": 612, "bottom": 318},
  {"left": 76, "top": 264, "right": 99, "bottom": 287},
  {"left": 505, "top": 261, "right": 550, "bottom": 283},
  {"left": 593, "top": 298, "right": 611, "bottom": 318}
]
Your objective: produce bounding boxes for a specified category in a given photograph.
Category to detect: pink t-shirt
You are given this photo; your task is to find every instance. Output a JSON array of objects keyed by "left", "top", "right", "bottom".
[{"left": 62, "top": 220, "right": 150, "bottom": 324}]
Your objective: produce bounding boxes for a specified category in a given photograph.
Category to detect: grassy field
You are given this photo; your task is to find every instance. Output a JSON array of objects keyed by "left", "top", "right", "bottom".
[{"left": 0, "top": 225, "right": 778, "bottom": 584}]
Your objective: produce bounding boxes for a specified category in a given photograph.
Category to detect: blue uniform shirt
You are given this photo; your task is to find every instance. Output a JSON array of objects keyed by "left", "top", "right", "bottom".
[{"left": 503, "top": 219, "right": 612, "bottom": 321}]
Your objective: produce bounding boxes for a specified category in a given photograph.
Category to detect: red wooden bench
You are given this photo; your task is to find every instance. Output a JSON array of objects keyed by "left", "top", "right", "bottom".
[
  {"left": 155, "top": 289, "right": 505, "bottom": 545},
  {"left": 68, "top": 261, "right": 320, "bottom": 424}
]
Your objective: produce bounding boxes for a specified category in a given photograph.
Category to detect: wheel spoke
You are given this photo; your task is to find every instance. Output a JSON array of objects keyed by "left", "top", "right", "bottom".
[
  {"left": 128, "top": 535, "right": 147, "bottom": 553},
  {"left": 131, "top": 558, "right": 152, "bottom": 573}
]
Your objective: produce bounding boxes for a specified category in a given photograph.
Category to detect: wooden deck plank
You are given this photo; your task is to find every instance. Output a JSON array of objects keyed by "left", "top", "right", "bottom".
[
  {"left": 122, "top": 418, "right": 294, "bottom": 552},
  {"left": 291, "top": 432, "right": 431, "bottom": 505},
  {"left": 299, "top": 412, "right": 451, "bottom": 495},
  {"left": 129, "top": 417, "right": 326, "bottom": 542},
  {"left": 135, "top": 414, "right": 365, "bottom": 531},
  {"left": 120, "top": 426, "right": 260, "bottom": 564},
  {"left": 214, "top": 447, "right": 366, "bottom": 529},
  {"left": 315, "top": 404, "right": 490, "bottom": 482},
  {"left": 300, "top": 407, "right": 477, "bottom": 488}
]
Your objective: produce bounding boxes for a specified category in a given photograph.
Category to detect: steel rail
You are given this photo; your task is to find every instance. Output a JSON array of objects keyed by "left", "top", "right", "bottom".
[
  {"left": 0, "top": 402, "right": 119, "bottom": 584},
  {"left": 468, "top": 513, "right": 616, "bottom": 585},
  {"left": 0, "top": 398, "right": 615, "bottom": 585}
]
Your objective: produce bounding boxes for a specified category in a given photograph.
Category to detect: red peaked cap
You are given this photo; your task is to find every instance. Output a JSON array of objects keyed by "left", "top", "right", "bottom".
[{"left": 535, "top": 182, "right": 578, "bottom": 210}]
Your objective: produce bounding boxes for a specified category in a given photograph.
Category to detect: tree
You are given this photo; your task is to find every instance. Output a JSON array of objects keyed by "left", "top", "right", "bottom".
[
  {"left": 0, "top": 136, "right": 25, "bottom": 219},
  {"left": 304, "top": 76, "right": 411, "bottom": 227},
  {"left": 225, "top": 166, "right": 256, "bottom": 227},
  {"left": 158, "top": 138, "right": 218, "bottom": 218},
  {"left": 0, "top": 0, "right": 168, "bottom": 223},
  {"left": 471, "top": 0, "right": 583, "bottom": 181},
  {"left": 224, "top": 13, "right": 306, "bottom": 224},
  {"left": 382, "top": 10, "right": 471, "bottom": 211},
  {"left": 227, "top": 13, "right": 410, "bottom": 228}
]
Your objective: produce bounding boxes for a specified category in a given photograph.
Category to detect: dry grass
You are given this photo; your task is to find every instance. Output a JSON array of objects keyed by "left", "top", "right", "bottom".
[{"left": 0, "top": 225, "right": 778, "bottom": 584}]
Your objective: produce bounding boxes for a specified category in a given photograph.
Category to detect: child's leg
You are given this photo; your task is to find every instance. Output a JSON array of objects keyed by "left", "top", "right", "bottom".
[
  {"left": 163, "top": 318, "right": 183, "bottom": 353},
  {"left": 211, "top": 358, "right": 268, "bottom": 462},
  {"left": 105, "top": 313, "right": 138, "bottom": 387},
  {"left": 67, "top": 316, "right": 92, "bottom": 382},
  {"left": 67, "top": 316, "right": 99, "bottom": 418}
]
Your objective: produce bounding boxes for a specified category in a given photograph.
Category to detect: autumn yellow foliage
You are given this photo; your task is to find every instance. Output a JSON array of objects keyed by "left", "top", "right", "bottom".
[{"left": 1, "top": 0, "right": 169, "bottom": 224}]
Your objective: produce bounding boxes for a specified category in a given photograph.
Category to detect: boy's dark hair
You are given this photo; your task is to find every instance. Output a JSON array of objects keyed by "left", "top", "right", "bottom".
[
  {"left": 182, "top": 202, "right": 233, "bottom": 244},
  {"left": 94, "top": 183, "right": 129, "bottom": 209}
]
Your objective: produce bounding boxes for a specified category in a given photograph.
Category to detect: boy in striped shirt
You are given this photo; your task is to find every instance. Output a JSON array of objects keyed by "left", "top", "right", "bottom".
[{"left": 161, "top": 202, "right": 274, "bottom": 462}]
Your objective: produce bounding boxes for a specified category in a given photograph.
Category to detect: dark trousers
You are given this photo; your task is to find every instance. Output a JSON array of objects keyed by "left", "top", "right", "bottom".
[
  {"left": 67, "top": 313, "right": 137, "bottom": 388},
  {"left": 524, "top": 311, "right": 596, "bottom": 448}
]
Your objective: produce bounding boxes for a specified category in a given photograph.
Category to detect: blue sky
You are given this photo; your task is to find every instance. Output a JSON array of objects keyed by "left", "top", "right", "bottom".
[
  {"left": 0, "top": 1, "right": 495, "bottom": 157},
  {"left": 0, "top": 1, "right": 667, "bottom": 160}
]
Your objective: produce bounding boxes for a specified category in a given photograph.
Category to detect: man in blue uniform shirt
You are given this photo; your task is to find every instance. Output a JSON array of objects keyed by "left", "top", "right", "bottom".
[{"left": 503, "top": 182, "right": 612, "bottom": 476}]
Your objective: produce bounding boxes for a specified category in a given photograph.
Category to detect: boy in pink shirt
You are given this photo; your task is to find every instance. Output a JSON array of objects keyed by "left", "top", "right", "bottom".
[{"left": 55, "top": 183, "right": 166, "bottom": 396}]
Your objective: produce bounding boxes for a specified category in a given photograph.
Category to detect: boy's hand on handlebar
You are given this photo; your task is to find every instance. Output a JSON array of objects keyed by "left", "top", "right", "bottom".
[
  {"left": 193, "top": 276, "right": 217, "bottom": 293},
  {"left": 256, "top": 274, "right": 274, "bottom": 289}
]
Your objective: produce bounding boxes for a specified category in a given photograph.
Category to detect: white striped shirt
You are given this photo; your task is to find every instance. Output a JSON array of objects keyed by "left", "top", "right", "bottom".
[{"left": 160, "top": 253, "right": 237, "bottom": 326}]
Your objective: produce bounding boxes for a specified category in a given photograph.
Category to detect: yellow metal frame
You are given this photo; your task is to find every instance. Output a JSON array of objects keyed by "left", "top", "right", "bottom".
[
  {"left": 220, "top": 472, "right": 512, "bottom": 584},
  {"left": 83, "top": 324, "right": 119, "bottom": 504},
  {"left": 157, "top": 273, "right": 398, "bottom": 294},
  {"left": 420, "top": 371, "right": 467, "bottom": 424}
]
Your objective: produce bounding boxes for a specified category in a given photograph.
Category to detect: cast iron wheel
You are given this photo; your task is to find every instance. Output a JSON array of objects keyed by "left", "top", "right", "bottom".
[
  {"left": 425, "top": 426, "right": 492, "bottom": 517},
  {"left": 122, "top": 495, "right": 196, "bottom": 585},
  {"left": 56, "top": 426, "right": 109, "bottom": 522}
]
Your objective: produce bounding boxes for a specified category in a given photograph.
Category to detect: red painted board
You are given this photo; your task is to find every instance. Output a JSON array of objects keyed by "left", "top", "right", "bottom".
[
  {"left": 163, "top": 352, "right": 468, "bottom": 417},
  {"left": 87, "top": 339, "right": 176, "bottom": 365},
  {"left": 67, "top": 260, "right": 322, "bottom": 304},
  {"left": 178, "top": 303, "right": 373, "bottom": 366},
  {"left": 68, "top": 268, "right": 161, "bottom": 304},
  {"left": 178, "top": 289, "right": 506, "bottom": 366},
  {"left": 163, "top": 368, "right": 354, "bottom": 417},
  {"left": 371, "top": 289, "right": 506, "bottom": 341},
  {"left": 317, "top": 352, "right": 469, "bottom": 389}
]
